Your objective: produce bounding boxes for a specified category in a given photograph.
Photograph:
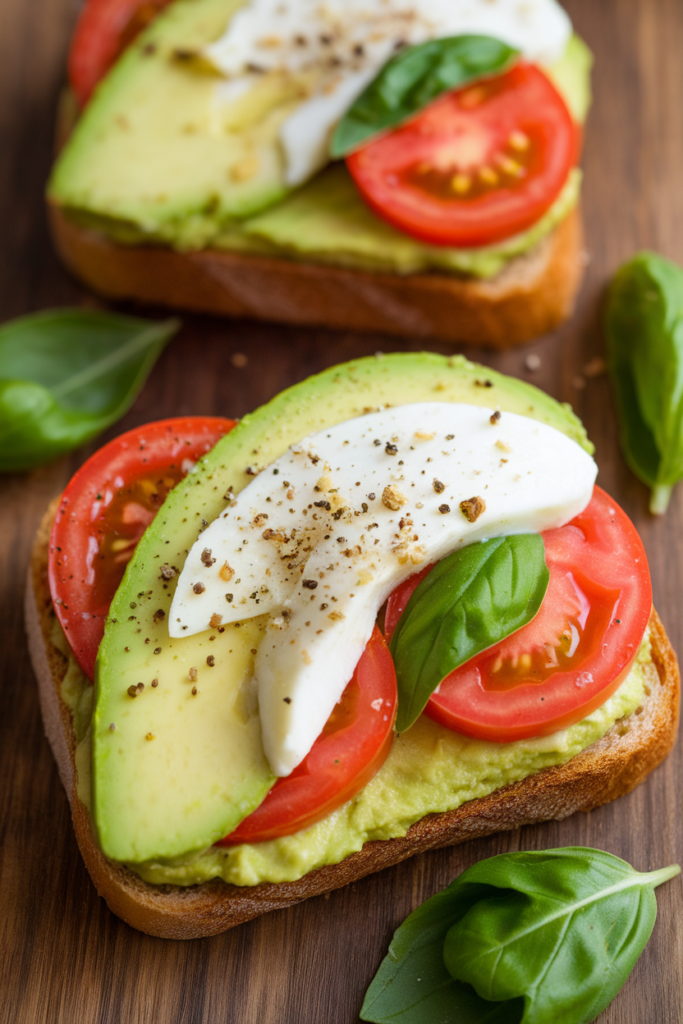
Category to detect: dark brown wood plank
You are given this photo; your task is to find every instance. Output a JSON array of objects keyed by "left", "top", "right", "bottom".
[{"left": 1, "top": 1, "right": 683, "bottom": 1021}]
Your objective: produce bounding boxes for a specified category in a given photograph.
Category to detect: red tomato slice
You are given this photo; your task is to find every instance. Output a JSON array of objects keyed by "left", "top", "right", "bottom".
[
  {"left": 346, "top": 63, "right": 579, "bottom": 248},
  {"left": 385, "top": 487, "right": 652, "bottom": 743},
  {"left": 48, "top": 417, "right": 235, "bottom": 680},
  {"left": 68, "top": 0, "right": 170, "bottom": 107},
  {"left": 218, "top": 626, "right": 397, "bottom": 846}
]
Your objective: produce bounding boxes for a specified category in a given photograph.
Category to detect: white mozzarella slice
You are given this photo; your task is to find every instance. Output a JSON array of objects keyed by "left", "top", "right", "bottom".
[
  {"left": 170, "top": 403, "right": 597, "bottom": 777},
  {"left": 205, "top": 0, "right": 572, "bottom": 187}
]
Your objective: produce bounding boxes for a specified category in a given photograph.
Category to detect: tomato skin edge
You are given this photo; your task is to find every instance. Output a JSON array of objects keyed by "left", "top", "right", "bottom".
[
  {"left": 346, "top": 63, "right": 580, "bottom": 249},
  {"left": 48, "top": 416, "right": 236, "bottom": 680},
  {"left": 424, "top": 646, "right": 643, "bottom": 744},
  {"left": 217, "top": 626, "right": 397, "bottom": 846},
  {"left": 384, "top": 487, "right": 652, "bottom": 745}
]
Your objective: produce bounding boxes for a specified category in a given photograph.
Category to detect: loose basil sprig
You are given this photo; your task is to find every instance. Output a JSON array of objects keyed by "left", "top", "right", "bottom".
[
  {"left": 389, "top": 535, "right": 549, "bottom": 733},
  {"left": 361, "top": 848, "right": 680, "bottom": 1024},
  {"left": 605, "top": 252, "right": 683, "bottom": 514},
  {"left": 0, "top": 309, "right": 178, "bottom": 472},
  {"left": 330, "top": 35, "right": 518, "bottom": 159}
]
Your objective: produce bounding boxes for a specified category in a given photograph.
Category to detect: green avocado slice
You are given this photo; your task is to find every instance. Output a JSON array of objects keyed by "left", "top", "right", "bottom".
[{"left": 94, "top": 354, "right": 591, "bottom": 864}]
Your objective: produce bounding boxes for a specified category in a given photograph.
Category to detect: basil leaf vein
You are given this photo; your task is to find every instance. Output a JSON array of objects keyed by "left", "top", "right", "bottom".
[
  {"left": 606, "top": 251, "right": 683, "bottom": 514},
  {"left": 444, "top": 849, "right": 680, "bottom": 1024},
  {"left": 389, "top": 534, "right": 549, "bottom": 733},
  {"left": 0, "top": 309, "right": 179, "bottom": 471},
  {"left": 331, "top": 35, "right": 518, "bottom": 159},
  {"left": 362, "top": 848, "right": 679, "bottom": 1024}
]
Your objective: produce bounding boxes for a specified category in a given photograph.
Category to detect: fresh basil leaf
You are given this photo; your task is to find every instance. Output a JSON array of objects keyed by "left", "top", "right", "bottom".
[
  {"left": 331, "top": 35, "right": 518, "bottom": 158},
  {"left": 0, "top": 309, "right": 178, "bottom": 471},
  {"left": 443, "top": 848, "right": 680, "bottom": 1024},
  {"left": 362, "top": 848, "right": 679, "bottom": 1024},
  {"left": 389, "top": 534, "right": 549, "bottom": 733},
  {"left": 361, "top": 881, "right": 523, "bottom": 1024},
  {"left": 605, "top": 252, "right": 683, "bottom": 514}
]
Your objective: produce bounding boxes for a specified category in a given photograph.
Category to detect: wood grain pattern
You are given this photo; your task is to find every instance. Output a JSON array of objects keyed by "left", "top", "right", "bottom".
[{"left": 1, "top": 1, "right": 683, "bottom": 1021}]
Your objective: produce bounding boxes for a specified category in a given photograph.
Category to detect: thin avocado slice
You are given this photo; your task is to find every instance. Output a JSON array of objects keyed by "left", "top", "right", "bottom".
[{"left": 94, "top": 353, "right": 592, "bottom": 863}]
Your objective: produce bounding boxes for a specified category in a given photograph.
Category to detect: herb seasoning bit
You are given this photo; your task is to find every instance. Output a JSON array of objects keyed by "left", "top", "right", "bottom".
[
  {"left": 438, "top": 503, "right": 451, "bottom": 514},
  {"left": 193, "top": 581, "right": 206, "bottom": 594},
  {"left": 385, "top": 442, "right": 399, "bottom": 456},
  {"left": 154, "top": 647, "right": 162, "bottom": 655},
  {"left": 382, "top": 484, "right": 408, "bottom": 511},
  {"left": 302, "top": 579, "right": 318, "bottom": 590},
  {"left": 283, "top": 696, "right": 292, "bottom": 704},
  {"left": 209, "top": 612, "right": 223, "bottom": 628},
  {"left": 474, "top": 378, "right": 493, "bottom": 388},
  {"left": 188, "top": 667, "right": 198, "bottom": 682},
  {"left": 153, "top": 608, "right": 165, "bottom": 622},
  {"left": 432, "top": 478, "right": 445, "bottom": 494},
  {"left": 460, "top": 496, "right": 486, "bottom": 522},
  {"left": 201, "top": 547, "right": 216, "bottom": 567},
  {"left": 159, "top": 564, "right": 177, "bottom": 580},
  {"left": 207, "top": 655, "right": 215, "bottom": 667},
  {"left": 490, "top": 410, "right": 501, "bottom": 425}
]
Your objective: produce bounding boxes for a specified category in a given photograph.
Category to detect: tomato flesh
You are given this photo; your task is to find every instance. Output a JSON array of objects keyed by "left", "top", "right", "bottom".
[
  {"left": 346, "top": 63, "right": 579, "bottom": 248},
  {"left": 69, "top": 0, "right": 170, "bottom": 107},
  {"left": 48, "top": 417, "right": 235, "bottom": 680},
  {"left": 385, "top": 488, "right": 651, "bottom": 743},
  {"left": 218, "top": 626, "right": 397, "bottom": 846}
]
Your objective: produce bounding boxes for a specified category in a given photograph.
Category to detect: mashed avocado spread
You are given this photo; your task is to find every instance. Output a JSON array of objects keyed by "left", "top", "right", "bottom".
[{"left": 54, "top": 619, "right": 652, "bottom": 888}]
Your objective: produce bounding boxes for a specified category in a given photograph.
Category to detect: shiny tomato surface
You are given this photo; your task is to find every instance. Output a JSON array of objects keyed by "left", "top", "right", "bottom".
[
  {"left": 49, "top": 417, "right": 235, "bottom": 679},
  {"left": 218, "top": 626, "right": 397, "bottom": 846},
  {"left": 385, "top": 488, "right": 651, "bottom": 743},
  {"left": 69, "top": 0, "right": 170, "bottom": 106},
  {"left": 347, "top": 63, "right": 579, "bottom": 248}
]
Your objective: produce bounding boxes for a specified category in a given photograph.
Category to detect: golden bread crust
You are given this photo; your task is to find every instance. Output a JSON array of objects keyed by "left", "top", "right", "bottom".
[
  {"left": 26, "top": 499, "right": 679, "bottom": 939},
  {"left": 49, "top": 203, "right": 584, "bottom": 350}
]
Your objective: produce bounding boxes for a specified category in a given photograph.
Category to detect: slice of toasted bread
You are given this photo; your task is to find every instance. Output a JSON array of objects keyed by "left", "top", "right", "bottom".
[
  {"left": 49, "top": 203, "right": 584, "bottom": 350},
  {"left": 25, "top": 498, "right": 679, "bottom": 939}
]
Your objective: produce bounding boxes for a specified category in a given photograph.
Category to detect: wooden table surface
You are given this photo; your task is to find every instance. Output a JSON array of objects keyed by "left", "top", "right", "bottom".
[{"left": 2, "top": 1, "right": 683, "bottom": 1021}]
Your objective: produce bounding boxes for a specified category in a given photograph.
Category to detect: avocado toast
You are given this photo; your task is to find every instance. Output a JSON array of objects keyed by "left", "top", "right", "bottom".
[
  {"left": 49, "top": 0, "right": 591, "bottom": 347},
  {"left": 25, "top": 354, "right": 680, "bottom": 937}
]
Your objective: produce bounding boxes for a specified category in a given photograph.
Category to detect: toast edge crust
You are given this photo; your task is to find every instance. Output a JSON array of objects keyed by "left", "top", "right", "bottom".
[{"left": 49, "top": 203, "right": 585, "bottom": 350}]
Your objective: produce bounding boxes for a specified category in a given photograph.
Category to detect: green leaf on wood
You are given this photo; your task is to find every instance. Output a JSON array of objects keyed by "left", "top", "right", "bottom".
[{"left": 0, "top": 309, "right": 178, "bottom": 471}]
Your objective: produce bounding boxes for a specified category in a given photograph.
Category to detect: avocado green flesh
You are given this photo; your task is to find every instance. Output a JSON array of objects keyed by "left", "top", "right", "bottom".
[
  {"left": 94, "top": 354, "right": 592, "bottom": 864},
  {"left": 138, "top": 640, "right": 650, "bottom": 886},
  {"left": 49, "top": 0, "right": 592, "bottom": 276}
]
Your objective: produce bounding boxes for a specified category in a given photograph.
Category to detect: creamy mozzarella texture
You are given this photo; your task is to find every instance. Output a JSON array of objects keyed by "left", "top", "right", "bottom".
[
  {"left": 170, "top": 403, "right": 596, "bottom": 777},
  {"left": 205, "top": 0, "right": 572, "bottom": 186}
]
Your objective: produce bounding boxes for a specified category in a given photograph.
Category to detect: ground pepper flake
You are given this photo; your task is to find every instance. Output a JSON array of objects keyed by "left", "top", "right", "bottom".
[
  {"left": 382, "top": 484, "right": 407, "bottom": 511},
  {"left": 460, "top": 496, "right": 486, "bottom": 522}
]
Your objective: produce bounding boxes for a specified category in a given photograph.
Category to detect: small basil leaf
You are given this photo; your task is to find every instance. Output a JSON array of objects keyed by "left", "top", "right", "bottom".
[
  {"left": 605, "top": 252, "right": 683, "bottom": 514},
  {"left": 389, "top": 534, "right": 549, "bottom": 733},
  {"left": 331, "top": 35, "right": 518, "bottom": 158},
  {"left": 0, "top": 309, "right": 178, "bottom": 471},
  {"left": 443, "top": 848, "right": 680, "bottom": 1024},
  {"left": 360, "top": 881, "right": 523, "bottom": 1024}
]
